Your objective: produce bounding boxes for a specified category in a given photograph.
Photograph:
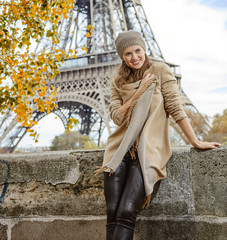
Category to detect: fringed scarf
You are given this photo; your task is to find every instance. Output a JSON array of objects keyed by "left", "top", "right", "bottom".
[{"left": 95, "top": 75, "right": 158, "bottom": 208}]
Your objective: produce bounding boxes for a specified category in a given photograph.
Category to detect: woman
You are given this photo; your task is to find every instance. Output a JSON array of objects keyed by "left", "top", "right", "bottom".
[{"left": 96, "top": 30, "right": 220, "bottom": 240}]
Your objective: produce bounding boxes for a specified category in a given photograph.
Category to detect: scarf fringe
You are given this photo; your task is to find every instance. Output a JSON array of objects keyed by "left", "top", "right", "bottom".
[
  {"left": 141, "top": 194, "right": 151, "bottom": 209},
  {"left": 129, "top": 134, "right": 141, "bottom": 160},
  {"left": 94, "top": 166, "right": 115, "bottom": 176}
]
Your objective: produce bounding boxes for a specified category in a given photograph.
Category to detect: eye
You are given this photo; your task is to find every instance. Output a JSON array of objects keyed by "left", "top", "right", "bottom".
[
  {"left": 136, "top": 48, "right": 141, "bottom": 52},
  {"left": 124, "top": 52, "right": 130, "bottom": 56}
]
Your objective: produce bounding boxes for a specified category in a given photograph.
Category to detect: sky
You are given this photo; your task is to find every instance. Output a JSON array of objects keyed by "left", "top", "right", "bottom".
[
  {"left": 142, "top": 0, "right": 227, "bottom": 115},
  {"left": 17, "top": 0, "right": 227, "bottom": 148}
]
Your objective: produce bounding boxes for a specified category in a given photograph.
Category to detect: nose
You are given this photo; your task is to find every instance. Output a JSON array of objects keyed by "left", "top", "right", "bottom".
[{"left": 131, "top": 52, "right": 137, "bottom": 60}]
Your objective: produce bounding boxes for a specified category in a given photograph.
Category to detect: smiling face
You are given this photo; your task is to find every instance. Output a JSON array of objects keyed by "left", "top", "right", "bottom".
[{"left": 122, "top": 45, "right": 146, "bottom": 70}]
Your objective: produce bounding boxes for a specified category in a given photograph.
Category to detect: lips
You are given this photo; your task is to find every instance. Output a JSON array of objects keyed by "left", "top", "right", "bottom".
[{"left": 131, "top": 60, "right": 140, "bottom": 65}]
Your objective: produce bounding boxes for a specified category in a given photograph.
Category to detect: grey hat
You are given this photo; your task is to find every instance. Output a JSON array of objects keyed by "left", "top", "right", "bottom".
[{"left": 115, "top": 30, "right": 146, "bottom": 59}]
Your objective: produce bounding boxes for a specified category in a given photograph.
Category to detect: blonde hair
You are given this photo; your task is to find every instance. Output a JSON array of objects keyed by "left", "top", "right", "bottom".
[{"left": 115, "top": 54, "right": 152, "bottom": 89}]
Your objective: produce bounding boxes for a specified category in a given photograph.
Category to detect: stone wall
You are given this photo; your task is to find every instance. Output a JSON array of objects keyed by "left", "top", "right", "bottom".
[{"left": 0, "top": 147, "right": 226, "bottom": 240}]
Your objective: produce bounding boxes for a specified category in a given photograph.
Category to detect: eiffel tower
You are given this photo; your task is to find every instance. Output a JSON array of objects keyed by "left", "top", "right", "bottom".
[{"left": 0, "top": 0, "right": 208, "bottom": 152}]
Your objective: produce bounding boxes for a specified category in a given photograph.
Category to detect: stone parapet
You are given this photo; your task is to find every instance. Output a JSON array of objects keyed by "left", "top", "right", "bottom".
[{"left": 0, "top": 147, "right": 226, "bottom": 240}]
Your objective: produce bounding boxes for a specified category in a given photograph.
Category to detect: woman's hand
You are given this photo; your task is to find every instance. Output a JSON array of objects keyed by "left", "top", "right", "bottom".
[
  {"left": 139, "top": 73, "right": 155, "bottom": 87},
  {"left": 191, "top": 139, "right": 221, "bottom": 149},
  {"left": 177, "top": 118, "right": 221, "bottom": 150},
  {"left": 119, "top": 73, "right": 156, "bottom": 117}
]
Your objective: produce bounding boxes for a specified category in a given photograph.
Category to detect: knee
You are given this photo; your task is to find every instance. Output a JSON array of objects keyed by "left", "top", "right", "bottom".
[
  {"left": 116, "top": 202, "right": 137, "bottom": 223},
  {"left": 106, "top": 202, "right": 118, "bottom": 223}
]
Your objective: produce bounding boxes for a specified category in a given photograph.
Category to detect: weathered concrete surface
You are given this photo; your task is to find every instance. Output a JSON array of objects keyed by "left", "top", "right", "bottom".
[
  {"left": 0, "top": 150, "right": 105, "bottom": 217},
  {"left": 0, "top": 151, "right": 81, "bottom": 185},
  {"left": 141, "top": 147, "right": 192, "bottom": 217},
  {"left": 11, "top": 219, "right": 106, "bottom": 240},
  {"left": 191, "top": 148, "right": 226, "bottom": 216},
  {"left": 0, "top": 147, "right": 226, "bottom": 240},
  {"left": 0, "top": 223, "right": 7, "bottom": 240},
  {"left": 5, "top": 216, "right": 227, "bottom": 240},
  {"left": 135, "top": 217, "right": 227, "bottom": 240},
  {"left": 141, "top": 146, "right": 227, "bottom": 218}
]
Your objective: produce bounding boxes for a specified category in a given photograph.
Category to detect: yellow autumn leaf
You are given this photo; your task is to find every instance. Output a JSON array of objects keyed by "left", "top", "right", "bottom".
[
  {"left": 18, "top": 83, "right": 22, "bottom": 90},
  {"left": 63, "top": 9, "right": 68, "bottom": 14},
  {"left": 55, "top": 54, "right": 61, "bottom": 61},
  {"left": 82, "top": 46, "right": 88, "bottom": 52},
  {"left": 38, "top": 91, "right": 45, "bottom": 97},
  {"left": 41, "top": 66, "right": 47, "bottom": 72},
  {"left": 87, "top": 25, "right": 93, "bottom": 31}
]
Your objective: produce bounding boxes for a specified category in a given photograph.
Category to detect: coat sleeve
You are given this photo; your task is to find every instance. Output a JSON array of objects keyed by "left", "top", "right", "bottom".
[
  {"left": 161, "top": 63, "right": 187, "bottom": 122},
  {"left": 109, "top": 80, "right": 125, "bottom": 126}
]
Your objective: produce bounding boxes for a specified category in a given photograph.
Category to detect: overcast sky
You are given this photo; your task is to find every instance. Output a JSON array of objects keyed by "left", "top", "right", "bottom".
[{"left": 17, "top": 0, "right": 227, "bottom": 148}]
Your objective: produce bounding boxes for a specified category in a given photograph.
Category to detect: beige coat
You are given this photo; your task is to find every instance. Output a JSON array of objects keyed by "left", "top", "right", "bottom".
[{"left": 102, "top": 61, "right": 187, "bottom": 199}]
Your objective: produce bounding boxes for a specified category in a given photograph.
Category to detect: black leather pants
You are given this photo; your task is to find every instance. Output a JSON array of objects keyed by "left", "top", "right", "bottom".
[{"left": 104, "top": 152, "right": 145, "bottom": 240}]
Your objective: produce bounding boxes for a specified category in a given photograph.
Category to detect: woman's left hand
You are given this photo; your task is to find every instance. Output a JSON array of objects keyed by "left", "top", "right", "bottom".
[
  {"left": 192, "top": 139, "right": 221, "bottom": 149},
  {"left": 177, "top": 118, "right": 221, "bottom": 150}
]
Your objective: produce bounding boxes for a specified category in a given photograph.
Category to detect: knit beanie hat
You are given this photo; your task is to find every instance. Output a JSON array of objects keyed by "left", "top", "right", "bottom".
[{"left": 115, "top": 30, "right": 146, "bottom": 59}]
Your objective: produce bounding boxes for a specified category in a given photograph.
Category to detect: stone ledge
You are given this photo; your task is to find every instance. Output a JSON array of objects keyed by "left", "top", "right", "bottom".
[
  {"left": 0, "top": 216, "right": 226, "bottom": 240},
  {"left": 11, "top": 219, "right": 106, "bottom": 240},
  {"left": 0, "top": 146, "right": 226, "bottom": 240},
  {"left": 0, "top": 151, "right": 81, "bottom": 185},
  {"left": 135, "top": 218, "right": 227, "bottom": 240},
  {"left": 0, "top": 147, "right": 226, "bottom": 218}
]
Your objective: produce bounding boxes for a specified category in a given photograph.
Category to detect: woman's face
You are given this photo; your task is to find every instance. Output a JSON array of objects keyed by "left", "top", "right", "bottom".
[{"left": 122, "top": 45, "right": 146, "bottom": 70}]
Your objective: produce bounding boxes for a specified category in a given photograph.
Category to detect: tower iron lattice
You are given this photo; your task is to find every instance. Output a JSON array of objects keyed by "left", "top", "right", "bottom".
[{"left": 0, "top": 0, "right": 208, "bottom": 152}]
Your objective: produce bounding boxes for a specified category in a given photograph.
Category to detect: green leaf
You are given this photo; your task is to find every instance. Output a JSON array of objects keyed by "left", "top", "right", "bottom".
[{"left": 46, "top": 30, "right": 53, "bottom": 37}]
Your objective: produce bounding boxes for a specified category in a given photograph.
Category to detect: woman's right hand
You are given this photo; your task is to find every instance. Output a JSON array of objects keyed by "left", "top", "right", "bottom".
[
  {"left": 139, "top": 73, "right": 156, "bottom": 87},
  {"left": 119, "top": 73, "right": 156, "bottom": 116}
]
